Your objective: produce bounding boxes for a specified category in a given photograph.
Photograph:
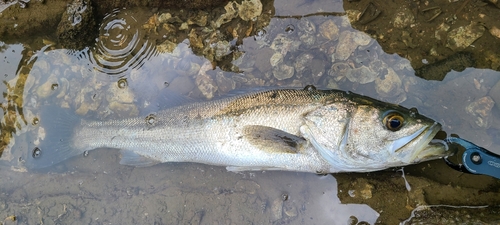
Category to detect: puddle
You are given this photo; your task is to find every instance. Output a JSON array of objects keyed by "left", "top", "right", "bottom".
[{"left": 1, "top": 0, "right": 500, "bottom": 224}]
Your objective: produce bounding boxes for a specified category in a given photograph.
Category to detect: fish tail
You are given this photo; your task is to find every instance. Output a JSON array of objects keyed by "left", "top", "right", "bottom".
[{"left": 23, "top": 106, "right": 83, "bottom": 169}]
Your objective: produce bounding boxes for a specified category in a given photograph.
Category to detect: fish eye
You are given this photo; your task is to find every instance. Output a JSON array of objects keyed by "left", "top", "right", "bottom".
[{"left": 383, "top": 112, "right": 405, "bottom": 131}]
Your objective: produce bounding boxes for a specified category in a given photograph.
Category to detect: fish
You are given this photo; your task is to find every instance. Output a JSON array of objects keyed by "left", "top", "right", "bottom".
[{"left": 23, "top": 86, "right": 450, "bottom": 173}]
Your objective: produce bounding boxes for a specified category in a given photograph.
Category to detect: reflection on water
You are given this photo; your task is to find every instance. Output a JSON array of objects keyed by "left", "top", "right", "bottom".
[
  {"left": 0, "top": 42, "right": 28, "bottom": 159},
  {"left": 0, "top": 0, "right": 500, "bottom": 224},
  {"left": 88, "top": 9, "right": 158, "bottom": 77}
]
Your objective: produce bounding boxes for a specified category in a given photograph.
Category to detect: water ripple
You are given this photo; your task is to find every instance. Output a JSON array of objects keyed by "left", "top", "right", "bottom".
[{"left": 87, "top": 9, "right": 158, "bottom": 77}]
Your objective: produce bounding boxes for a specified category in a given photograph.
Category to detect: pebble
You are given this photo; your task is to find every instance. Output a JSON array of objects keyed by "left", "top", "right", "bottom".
[
  {"left": 345, "top": 65, "right": 378, "bottom": 84},
  {"left": 216, "top": 71, "right": 236, "bottom": 93},
  {"left": 319, "top": 19, "right": 339, "bottom": 41},
  {"left": 490, "top": 26, "right": 500, "bottom": 39},
  {"left": 237, "top": 0, "right": 262, "bottom": 21},
  {"left": 271, "top": 198, "right": 283, "bottom": 221},
  {"left": 446, "top": 22, "right": 485, "bottom": 50},
  {"left": 465, "top": 96, "right": 494, "bottom": 128},
  {"left": 375, "top": 68, "right": 404, "bottom": 100},
  {"left": 273, "top": 64, "right": 294, "bottom": 80},
  {"left": 335, "top": 31, "right": 372, "bottom": 61},
  {"left": 392, "top": 7, "right": 415, "bottom": 29},
  {"left": 196, "top": 64, "right": 218, "bottom": 99}
]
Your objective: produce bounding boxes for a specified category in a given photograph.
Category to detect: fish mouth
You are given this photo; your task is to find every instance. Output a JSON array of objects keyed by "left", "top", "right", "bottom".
[{"left": 400, "top": 122, "right": 451, "bottom": 163}]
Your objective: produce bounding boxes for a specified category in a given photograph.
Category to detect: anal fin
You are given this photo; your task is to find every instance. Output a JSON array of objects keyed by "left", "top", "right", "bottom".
[
  {"left": 119, "top": 150, "right": 161, "bottom": 167},
  {"left": 226, "top": 166, "right": 282, "bottom": 172}
]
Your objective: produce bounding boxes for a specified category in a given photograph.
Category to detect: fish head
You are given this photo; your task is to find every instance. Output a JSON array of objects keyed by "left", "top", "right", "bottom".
[{"left": 303, "top": 97, "right": 450, "bottom": 172}]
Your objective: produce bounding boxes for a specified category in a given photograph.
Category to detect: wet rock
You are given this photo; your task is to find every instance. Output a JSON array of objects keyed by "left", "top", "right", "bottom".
[
  {"left": 271, "top": 197, "right": 283, "bottom": 221},
  {"left": 294, "top": 53, "right": 314, "bottom": 75},
  {"left": 158, "top": 13, "right": 172, "bottom": 23},
  {"left": 446, "top": 22, "right": 485, "bottom": 51},
  {"left": 231, "top": 52, "right": 254, "bottom": 72},
  {"left": 214, "top": 40, "right": 231, "bottom": 60},
  {"left": 56, "top": 0, "right": 96, "bottom": 49},
  {"left": 188, "top": 29, "right": 204, "bottom": 50},
  {"left": 466, "top": 96, "right": 494, "bottom": 128},
  {"left": 162, "top": 23, "right": 178, "bottom": 37},
  {"left": 392, "top": 7, "right": 415, "bottom": 29},
  {"left": 157, "top": 40, "right": 177, "bottom": 53},
  {"left": 434, "top": 23, "right": 450, "bottom": 41},
  {"left": 269, "top": 52, "right": 283, "bottom": 67},
  {"left": 489, "top": 26, "right": 500, "bottom": 39},
  {"left": 237, "top": 0, "right": 262, "bottom": 21},
  {"left": 345, "top": 65, "right": 378, "bottom": 84},
  {"left": 142, "top": 13, "right": 160, "bottom": 34},
  {"left": 329, "top": 62, "right": 351, "bottom": 81},
  {"left": 345, "top": 178, "right": 375, "bottom": 200},
  {"left": 485, "top": 50, "right": 500, "bottom": 70},
  {"left": 319, "top": 19, "right": 339, "bottom": 41},
  {"left": 297, "top": 18, "right": 316, "bottom": 34},
  {"left": 196, "top": 62, "right": 218, "bottom": 99},
  {"left": 273, "top": 64, "right": 294, "bottom": 80},
  {"left": 213, "top": 2, "right": 238, "bottom": 28},
  {"left": 299, "top": 33, "right": 316, "bottom": 48},
  {"left": 335, "top": 31, "right": 372, "bottom": 61},
  {"left": 187, "top": 11, "right": 208, "bottom": 26},
  {"left": 360, "top": 183, "right": 373, "bottom": 199},
  {"left": 270, "top": 34, "right": 299, "bottom": 55},
  {"left": 179, "top": 22, "right": 189, "bottom": 30},
  {"left": 215, "top": 71, "right": 236, "bottom": 93},
  {"left": 375, "top": 69, "right": 401, "bottom": 95},
  {"left": 375, "top": 68, "right": 406, "bottom": 103},
  {"left": 310, "top": 59, "right": 326, "bottom": 83},
  {"left": 346, "top": 9, "right": 361, "bottom": 23}
]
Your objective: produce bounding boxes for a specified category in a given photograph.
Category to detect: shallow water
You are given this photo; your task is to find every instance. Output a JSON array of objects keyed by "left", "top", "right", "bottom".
[{"left": 1, "top": 0, "right": 500, "bottom": 224}]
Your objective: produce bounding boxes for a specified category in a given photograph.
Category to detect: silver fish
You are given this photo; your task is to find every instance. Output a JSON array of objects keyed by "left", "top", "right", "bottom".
[{"left": 24, "top": 87, "right": 449, "bottom": 173}]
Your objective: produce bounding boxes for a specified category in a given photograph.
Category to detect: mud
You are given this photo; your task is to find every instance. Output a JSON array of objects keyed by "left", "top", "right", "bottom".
[{"left": 344, "top": 0, "right": 500, "bottom": 77}]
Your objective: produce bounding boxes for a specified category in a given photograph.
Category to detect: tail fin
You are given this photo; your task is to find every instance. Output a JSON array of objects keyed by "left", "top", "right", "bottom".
[{"left": 22, "top": 106, "right": 83, "bottom": 169}]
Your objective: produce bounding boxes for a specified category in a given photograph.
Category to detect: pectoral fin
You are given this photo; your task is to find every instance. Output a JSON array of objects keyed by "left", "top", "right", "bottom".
[{"left": 242, "top": 125, "right": 307, "bottom": 154}]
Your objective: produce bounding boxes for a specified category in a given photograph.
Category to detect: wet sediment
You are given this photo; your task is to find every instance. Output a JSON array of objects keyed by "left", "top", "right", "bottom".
[
  {"left": 343, "top": 0, "right": 500, "bottom": 77},
  {"left": 0, "top": 0, "right": 229, "bottom": 48}
]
